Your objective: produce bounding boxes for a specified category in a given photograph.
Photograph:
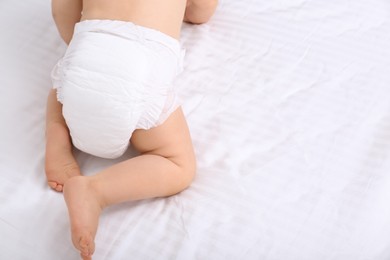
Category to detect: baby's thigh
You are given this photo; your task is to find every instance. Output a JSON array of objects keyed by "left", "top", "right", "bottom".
[{"left": 130, "top": 107, "right": 195, "bottom": 164}]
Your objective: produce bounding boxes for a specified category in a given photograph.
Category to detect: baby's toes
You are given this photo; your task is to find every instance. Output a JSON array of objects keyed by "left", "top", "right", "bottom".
[
  {"left": 55, "top": 184, "right": 63, "bottom": 192},
  {"left": 77, "top": 234, "right": 95, "bottom": 258},
  {"left": 47, "top": 181, "right": 63, "bottom": 192},
  {"left": 47, "top": 181, "right": 57, "bottom": 189}
]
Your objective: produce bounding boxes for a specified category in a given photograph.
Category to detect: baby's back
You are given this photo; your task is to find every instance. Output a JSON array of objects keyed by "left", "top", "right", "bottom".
[{"left": 82, "top": 0, "right": 187, "bottom": 39}]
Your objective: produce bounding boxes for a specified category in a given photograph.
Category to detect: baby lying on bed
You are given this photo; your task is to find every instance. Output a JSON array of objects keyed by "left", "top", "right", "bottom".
[{"left": 44, "top": 0, "right": 217, "bottom": 258}]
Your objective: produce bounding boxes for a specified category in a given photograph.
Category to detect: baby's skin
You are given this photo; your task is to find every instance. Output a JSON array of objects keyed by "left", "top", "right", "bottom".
[{"left": 45, "top": 0, "right": 218, "bottom": 258}]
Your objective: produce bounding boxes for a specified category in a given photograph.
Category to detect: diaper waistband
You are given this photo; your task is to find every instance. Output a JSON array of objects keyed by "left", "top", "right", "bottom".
[{"left": 74, "top": 19, "right": 185, "bottom": 62}]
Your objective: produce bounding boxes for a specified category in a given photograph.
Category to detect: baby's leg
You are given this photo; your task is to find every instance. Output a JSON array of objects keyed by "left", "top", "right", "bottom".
[
  {"left": 45, "top": 89, "right": 81, "bottom": 192},
  {"left": 63, "top": 108, "right": 196, "bottom": 259},
  {"left": 46, "top": 1, "right": 82, "bottom": 191}
]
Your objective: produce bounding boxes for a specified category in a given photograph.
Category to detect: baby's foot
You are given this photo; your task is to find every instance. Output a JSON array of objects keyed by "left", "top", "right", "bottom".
[
  {"left": 45, "top": 155, "right": 81, "bottom": 192},
  {"left": 45, "top": 123, "right": 81, "bottom": 192},
  {"left": 63, "top": 176, "right": 103, "bottom": 259}
]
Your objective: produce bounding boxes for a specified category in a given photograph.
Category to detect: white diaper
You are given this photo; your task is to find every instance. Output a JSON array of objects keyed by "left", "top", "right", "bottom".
[{"left": 51, "top": 20, "right": 185, "bottom": 159}]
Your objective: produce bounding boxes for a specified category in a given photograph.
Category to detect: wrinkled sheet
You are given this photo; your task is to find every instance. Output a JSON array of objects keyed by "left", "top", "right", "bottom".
[{"left": 1, "top": 0, "right": 390, "bottom": 259}]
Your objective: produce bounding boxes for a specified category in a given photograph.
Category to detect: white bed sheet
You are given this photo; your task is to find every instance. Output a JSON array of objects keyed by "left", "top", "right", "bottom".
[{"left": 1, "top": 0, "right": 390, "bottom": 259}]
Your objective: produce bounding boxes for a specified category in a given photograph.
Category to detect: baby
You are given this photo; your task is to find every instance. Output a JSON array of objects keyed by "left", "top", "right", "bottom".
[{"left": 44, "top": 0, "right": 218, "bottom": 259}]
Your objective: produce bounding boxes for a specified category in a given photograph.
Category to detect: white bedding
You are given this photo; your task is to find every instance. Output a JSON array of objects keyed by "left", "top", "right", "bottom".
[{"left": 1, "top": 0, "right": 390, "bottom": 259}]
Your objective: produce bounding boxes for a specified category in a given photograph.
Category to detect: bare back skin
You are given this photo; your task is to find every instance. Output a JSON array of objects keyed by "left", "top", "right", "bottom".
[{"left": 81, "top": 0, "right": 187, "bottom": 39}]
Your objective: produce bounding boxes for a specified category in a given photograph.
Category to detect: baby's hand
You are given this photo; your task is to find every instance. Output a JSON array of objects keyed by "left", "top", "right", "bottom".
[{"left": 184, "top": 0, "right": 218, "bottom": 24}]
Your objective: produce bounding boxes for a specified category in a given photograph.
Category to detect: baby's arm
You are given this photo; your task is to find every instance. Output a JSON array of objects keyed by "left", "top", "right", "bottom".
[
  {"left": 184, "top": 0, "right": 218, "bottom": 24},
  {"left": 52, "top": 0, "right": 82, "bottom": 44}
]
